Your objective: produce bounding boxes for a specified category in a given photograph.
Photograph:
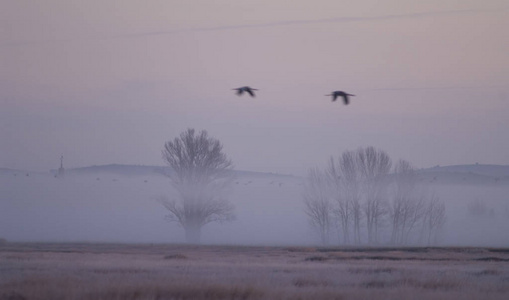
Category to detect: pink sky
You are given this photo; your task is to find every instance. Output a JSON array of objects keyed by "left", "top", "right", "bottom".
[{"left": 1, "top": 0, "right": 508, "bottom": 175}]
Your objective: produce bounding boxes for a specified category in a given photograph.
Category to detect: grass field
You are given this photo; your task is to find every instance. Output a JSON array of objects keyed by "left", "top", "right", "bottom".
[{"left": 1, "top": 243, "right": 509, "bottom": 300}]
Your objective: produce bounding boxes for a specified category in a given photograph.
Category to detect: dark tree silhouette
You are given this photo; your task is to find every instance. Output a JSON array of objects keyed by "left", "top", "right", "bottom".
[
  {"left": 160, "top": 128, "right": 235, "bottom": 243},
  {"left": 326, "top": 151, "right": 362, "bottom": 244},
  {"left": 303, "top": 168, "right": 333, "bottom": 245},
  {"left": 356, "top": 146, "right": 392, "bottom": 244},
  {"left": 422, "top": 194, "right": 446, "bottom": 245},
  {"left": 389, "top": 160, "right": 426, "bottom": 245}
]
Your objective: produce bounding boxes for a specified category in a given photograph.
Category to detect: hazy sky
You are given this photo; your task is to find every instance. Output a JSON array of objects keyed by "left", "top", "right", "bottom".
[{"left": 1, "top": 0, "right": 508, "bottom": 175}]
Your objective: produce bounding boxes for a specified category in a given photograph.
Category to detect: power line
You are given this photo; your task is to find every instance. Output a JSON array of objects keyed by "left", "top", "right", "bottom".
[{"left": 2, "top": 7, "right": 508, "bottom": 47}]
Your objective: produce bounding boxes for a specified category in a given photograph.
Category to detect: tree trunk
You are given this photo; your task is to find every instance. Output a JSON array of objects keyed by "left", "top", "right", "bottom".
[{"left": 184, "top": 225, "right": 202, "bottom": 244}]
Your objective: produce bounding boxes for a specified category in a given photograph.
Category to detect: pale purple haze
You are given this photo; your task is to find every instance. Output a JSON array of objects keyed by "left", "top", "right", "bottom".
[{"left": 1, "top": 0, "right": 509, "bottom": 175}]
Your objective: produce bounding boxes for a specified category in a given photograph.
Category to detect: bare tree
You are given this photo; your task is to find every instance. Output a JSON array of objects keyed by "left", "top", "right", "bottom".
[
  {"left": 161, "top": 128, "right": 235, "bottom": 243},
  {"left": 421, "top": 194, "right": 446, "bottom": 245},
  {"left": 388, "top": 160, "right": 446, "bottom": 246},
  {"left": 303, "top": 168, "right": 333, "bottom": 245},
  {"left": 389, "top": 160, "right": 427, "bottom": 245},
  {"left": 339, "top": 151, "right": 363, "bottom": 244},
  {"left": 326, "top": 151, "right": 362, "bottom": 244},
  {"left": 326, "top": 157, "right": 349, "bottom": 244},
  {"left": 357, "top": 147, "right": 392, "bottom": 244},
  {"left": 323, "top": 147, "right": 391, "bottom": 245}
]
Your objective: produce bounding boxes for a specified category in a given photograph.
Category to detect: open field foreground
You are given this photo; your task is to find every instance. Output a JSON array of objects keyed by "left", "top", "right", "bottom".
[{"left": 1, "top": 244, "right": 509, "bottom": 300}]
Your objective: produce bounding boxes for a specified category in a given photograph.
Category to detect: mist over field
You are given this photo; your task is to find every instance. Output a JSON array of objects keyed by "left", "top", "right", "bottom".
[
  {"left": 1, "top": 0, "right": 509, "bottom": 248},
  {"left": 1, "top": 165, "right": 508, "bottom": 246}
]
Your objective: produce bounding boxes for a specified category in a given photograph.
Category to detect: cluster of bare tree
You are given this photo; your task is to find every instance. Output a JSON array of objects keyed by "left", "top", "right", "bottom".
[
  {"left": 303, "top": 147, "right": 446, "bottom": 246},
  {"left": 159, "top": 129, "right": 445, "bottom": 246}
]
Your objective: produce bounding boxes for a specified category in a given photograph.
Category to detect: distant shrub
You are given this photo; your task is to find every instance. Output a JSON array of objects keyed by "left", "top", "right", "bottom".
[
  {"left": 474, "top": 269, "right": 500, "bottom": 276},
  {"left": 304, "top": 256, "right": 327, "bottom": 262},
  {"left": 348, "top": 267, "right": 395, "bottom": 274},
  {"left": 284, "top": 247, "right": 316, "bottom": 253},
  {"left": 0, "top": 238, "right": 7, "bottom": 245},
  {"left": 475, "top": 257, "right": 509, "bottom": 262},
  {"left": 164, "top": 253, "right": 188, "bottom": 260}
]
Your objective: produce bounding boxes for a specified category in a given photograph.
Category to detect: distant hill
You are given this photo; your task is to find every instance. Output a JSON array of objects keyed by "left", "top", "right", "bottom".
[
  {"left": 67, "top": 164, "right": 171, "bottom": 177},
  {"left": 418, "top": 164, "right": 509, "bottom": 185},
  {"left": 61, "top": 164, "right": 296, "bottom": 179},
  {"left": 421, "top": 164, "right": 509, "bottom": 177},
  {"left": 18, "top": 163, "right": 509, "bottom": 185}
]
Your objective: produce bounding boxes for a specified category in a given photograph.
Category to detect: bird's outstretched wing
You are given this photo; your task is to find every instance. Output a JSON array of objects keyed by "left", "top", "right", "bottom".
[
  {"left": 246, "top": 89, "right": 255, "bottom": 97},
  {"left": 325, "top": 94, "right": 335, "bottom": 101},
  {"left": 342, "top": 95, "right": 349, "bottom": 105}
]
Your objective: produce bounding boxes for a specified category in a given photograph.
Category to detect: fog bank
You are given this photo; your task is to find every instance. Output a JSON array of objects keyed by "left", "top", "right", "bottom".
[{"left": 1, "top": 167, "right": 508, "bottom": 246}]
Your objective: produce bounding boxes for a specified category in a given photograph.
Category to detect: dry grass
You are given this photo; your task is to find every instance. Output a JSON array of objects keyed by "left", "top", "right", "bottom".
[{"left": 1, "top": 243, "right": 509, "bottom": 299}]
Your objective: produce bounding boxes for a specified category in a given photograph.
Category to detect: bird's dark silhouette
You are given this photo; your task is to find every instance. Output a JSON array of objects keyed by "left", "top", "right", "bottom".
[
  {"left": 326, "top": 91, "right": 355, "bottom": 105},
  {"left": 233, "top": 86, "right": 258, "bottom": 97}
]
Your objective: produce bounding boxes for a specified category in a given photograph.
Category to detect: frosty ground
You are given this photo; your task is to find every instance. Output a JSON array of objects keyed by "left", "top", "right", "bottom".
[{"left": 1, "top": 243, "right": 509, "bottom": 300}]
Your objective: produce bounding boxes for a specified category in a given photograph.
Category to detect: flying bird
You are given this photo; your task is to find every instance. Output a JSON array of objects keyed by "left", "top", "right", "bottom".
[
  {"left": 326, "top": 91, "right": 355, "bottom": 105},
  {"left": 233, "top": 86, "right": 258, "bottom": 97}
]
